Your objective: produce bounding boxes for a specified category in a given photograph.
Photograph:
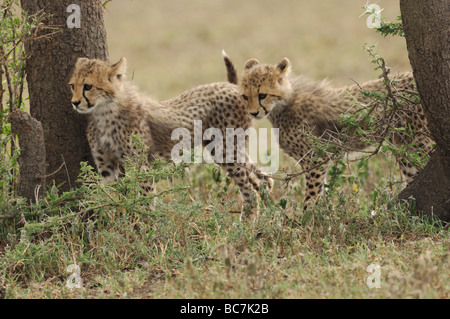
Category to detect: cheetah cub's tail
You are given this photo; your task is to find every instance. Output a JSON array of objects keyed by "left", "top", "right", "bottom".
[{"left": 222, "top": 50, "right": 238, "bottom": 85}]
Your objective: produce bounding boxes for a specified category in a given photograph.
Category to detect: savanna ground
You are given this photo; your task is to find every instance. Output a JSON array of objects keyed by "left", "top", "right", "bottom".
[{"left": 0, "top": 0, "right": 448, "bottom": 299}]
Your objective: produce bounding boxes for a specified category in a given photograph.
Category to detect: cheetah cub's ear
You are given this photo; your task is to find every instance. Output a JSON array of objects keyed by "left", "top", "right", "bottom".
[
  {"left": 110, "top": 57, "right": 127, "bottom": 81},
  {"left": 243, "top": 58, "right": 260, "bottom": 72},
  {"left": 75, "top": 57, "right": 90, "bottom": 68},
  {"left": 276, "top": 58, "right": 290, "bottom": 75},
  {"left": 276, "top": 58, "right": 290, "bottom": 84}
]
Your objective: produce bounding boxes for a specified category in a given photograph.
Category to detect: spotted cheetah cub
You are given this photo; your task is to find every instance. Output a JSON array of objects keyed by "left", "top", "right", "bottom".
[
  {"left": 69, "top": 56, "right": 272, "bottom": 220},
  {"left": 239, "top": 57, "right": 434, "bottom": 210}
]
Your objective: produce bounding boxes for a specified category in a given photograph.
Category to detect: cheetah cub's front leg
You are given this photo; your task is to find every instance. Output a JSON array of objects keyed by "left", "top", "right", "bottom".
[
  {"left": 92, "top": 145, "right": 155, "bottom": 196},
  {"left": 302, "top": 161, "right": 329, "bottom": 211},
  {"left": 92, "top": 148, "right": 124, "bottom": 184},
  {"left": 221, "top": 162, "right": 272, "bottom": 221}
]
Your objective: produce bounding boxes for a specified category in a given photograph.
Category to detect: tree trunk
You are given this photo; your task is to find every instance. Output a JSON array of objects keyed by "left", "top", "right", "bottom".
[
  {"left": 398, "top": 0, "right": 450, "bottom": 222},
  {"left": 20, "top": 0, "right": 108, "bottom": 191},
  {"left": 9, "top": 109, "right": 46, "bottom": 202}
]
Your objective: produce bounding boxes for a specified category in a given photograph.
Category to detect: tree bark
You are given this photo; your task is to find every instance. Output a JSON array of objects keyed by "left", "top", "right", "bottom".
[
  {"left": 20, "top": 0, "right": 108, "bottom": 191},
  {"left": 9, "top": 109, "right": 46, "bottom": 202},
  {"left": 398, "top": 0, "right": 450, "bottom": 222}
]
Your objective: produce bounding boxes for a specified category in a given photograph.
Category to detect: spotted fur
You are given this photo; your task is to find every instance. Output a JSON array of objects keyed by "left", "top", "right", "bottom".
[{"left": 69, "top": 56, "right": 273, "bottom": 221}]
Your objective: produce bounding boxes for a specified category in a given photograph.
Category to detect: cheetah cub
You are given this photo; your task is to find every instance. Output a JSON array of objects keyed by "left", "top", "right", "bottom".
[
  {"left": 69, "top": 56, "right": 272, "bottom": 221},
  {"left": 239, "top": 57, "right": 434, "bottom": 210}
]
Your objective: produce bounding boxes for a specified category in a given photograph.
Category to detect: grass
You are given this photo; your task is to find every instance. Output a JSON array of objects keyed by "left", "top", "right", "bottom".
[
  {"left": 1, "top": 168, "right": 448, "bottom": 298},
  {"left": 0, "top": 0, "right": 449, "bottom": 299},
  {"left": 1, "top": 150, "right": 448, "bottom": 299}
]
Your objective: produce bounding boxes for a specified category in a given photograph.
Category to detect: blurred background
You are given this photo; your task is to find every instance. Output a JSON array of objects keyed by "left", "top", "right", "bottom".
[{"left": 104, "top": 0, "right": 408, "bottom": 99}]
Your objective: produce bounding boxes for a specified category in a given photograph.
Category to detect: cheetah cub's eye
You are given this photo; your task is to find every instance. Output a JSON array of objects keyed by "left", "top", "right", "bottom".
[
  {"left": 241, "top": 94, "right": 248, "bottom": 101},
  {"left": 259, "top": 93, "right": 267, "bottom": 100},
  {"left": 69, "top": 84, "right": 74, "bottom": 91},
  {"left": 84, "top": 84, "right": 93, "bottom": 91}
]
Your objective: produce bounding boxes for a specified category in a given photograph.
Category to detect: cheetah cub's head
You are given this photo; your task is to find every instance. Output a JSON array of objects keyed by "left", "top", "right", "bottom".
[
  {"left": 240, "top": 58, "right": 292, "bottom": 119},
  {"left": 69, "top": 57, "right": 126, "bottom": 114}
]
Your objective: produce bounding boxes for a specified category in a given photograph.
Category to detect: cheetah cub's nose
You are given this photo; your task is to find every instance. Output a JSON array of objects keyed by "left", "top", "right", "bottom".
[
  {"left": 250, "top": 111, "right": 259, "bottom": 117},
  {"left": 72, "top": 101, "right": 81, "bottom": 108}
]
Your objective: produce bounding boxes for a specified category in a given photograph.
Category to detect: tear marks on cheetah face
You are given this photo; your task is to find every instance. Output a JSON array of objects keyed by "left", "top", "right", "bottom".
[
  {"left": 240, "top": 57, "right": 292, "bottom": 119},
  {"left": 69, "top": 57, "right": 126, "bottom": 114}
]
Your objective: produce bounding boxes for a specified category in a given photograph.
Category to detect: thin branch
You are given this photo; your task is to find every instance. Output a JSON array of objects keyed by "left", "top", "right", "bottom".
[
  {"left": 102, "top": 0, "right": 113, "bottom": 7},
  {"left": 61, "top": 155, "right": 72, "bottom": 189},
  {"left": 36, "top": 161, "right": 66, "bottom": 179}
]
